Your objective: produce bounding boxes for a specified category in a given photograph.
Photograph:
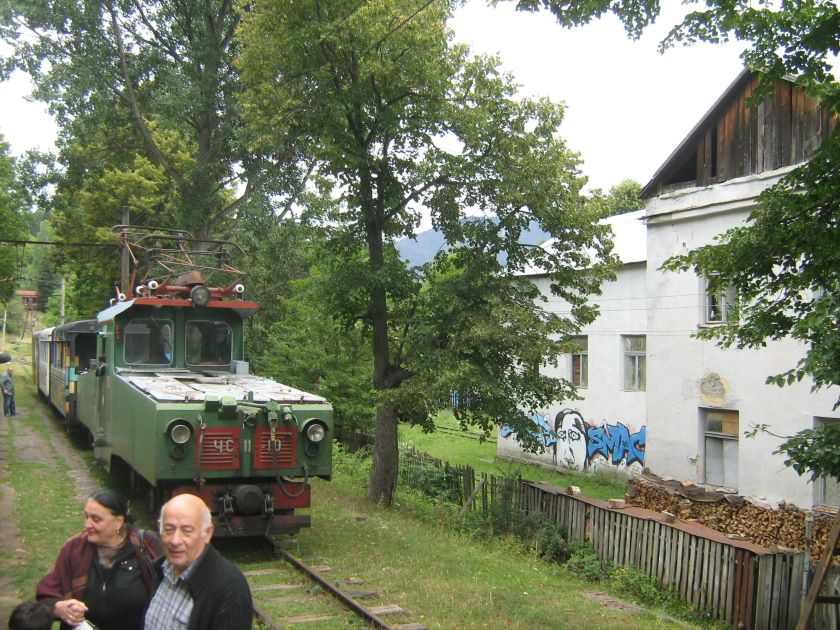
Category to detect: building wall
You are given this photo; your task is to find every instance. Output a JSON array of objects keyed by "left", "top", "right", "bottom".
[
  {"left": 644, "top": 171, "right": 840, "bottom": 508},
  {"left": 497, "top": 260, "right": 648, "bottom": 475}
]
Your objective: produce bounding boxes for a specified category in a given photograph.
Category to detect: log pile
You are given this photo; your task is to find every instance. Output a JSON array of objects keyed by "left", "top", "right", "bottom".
[{"left": 627, "top": 473, "right": 837, "bottom": 563}]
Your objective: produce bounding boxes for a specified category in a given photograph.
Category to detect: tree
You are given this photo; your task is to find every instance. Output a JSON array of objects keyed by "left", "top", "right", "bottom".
[
  {"left": 512, "top": 0, "right": 840, "bottom": 483},
  {"left": 238, "top": 0, "right": 617, "bottom": 504},
  {"left": 0, "top": 0, "right": 308, "bottom": 245},
  {"left": 0, "top": 136, "right": 29, "bottom": 305},
  {"left": 587, "top": 178, "right": 644, "bottom": 217}
]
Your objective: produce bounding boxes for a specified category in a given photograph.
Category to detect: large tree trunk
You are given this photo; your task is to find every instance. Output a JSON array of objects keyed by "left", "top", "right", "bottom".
[{"left": 367, "top": 404, "right": 399, "bottom": 505}]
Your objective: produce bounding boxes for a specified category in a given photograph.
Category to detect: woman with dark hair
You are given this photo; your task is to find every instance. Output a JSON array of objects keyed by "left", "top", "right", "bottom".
[{"left": 36, "top": 489, "right": 163, "bottom": 630}]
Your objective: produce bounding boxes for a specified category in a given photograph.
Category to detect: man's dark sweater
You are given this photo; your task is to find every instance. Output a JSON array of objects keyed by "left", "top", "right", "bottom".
[{"left": 153, "top": 545, "right": 252, "bottom": 630}]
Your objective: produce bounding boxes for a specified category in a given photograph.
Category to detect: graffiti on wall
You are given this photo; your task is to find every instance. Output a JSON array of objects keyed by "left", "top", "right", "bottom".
[{"left": 501, "top": 408, "right": 646, "bottom": 474}]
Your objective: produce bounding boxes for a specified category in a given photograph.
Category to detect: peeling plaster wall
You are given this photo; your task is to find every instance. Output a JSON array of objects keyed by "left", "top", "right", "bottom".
[{"left": 644, "top": 171, "right": 840, "bottom": 508}]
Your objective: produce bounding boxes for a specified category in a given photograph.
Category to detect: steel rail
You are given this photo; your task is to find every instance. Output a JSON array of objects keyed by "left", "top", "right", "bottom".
[{"left": 268, "top": 539, "right": 395, "bottom": 630}]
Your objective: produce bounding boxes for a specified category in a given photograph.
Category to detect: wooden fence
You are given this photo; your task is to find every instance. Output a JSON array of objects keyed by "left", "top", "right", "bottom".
[{"left": 398, "top": 448, "right": 840, "bottom": 629}]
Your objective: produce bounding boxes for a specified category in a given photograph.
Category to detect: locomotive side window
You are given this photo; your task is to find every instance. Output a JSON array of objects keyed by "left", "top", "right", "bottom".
[
  {"left": 186, "top": 321, "right": 232, "bottom": 366},
  {"left": 124, "top": 318, "right": 174, "bottom": 365}
]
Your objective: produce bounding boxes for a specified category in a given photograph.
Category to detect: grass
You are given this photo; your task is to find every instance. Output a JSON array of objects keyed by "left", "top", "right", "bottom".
[
  {"left": 1, "top": 339, "right": 83, "bottom": 592},
  {"left": 2, "top": 332, "right": 713, "bottom": 629},
  {"left": 398, "top": 410, "right": 629, "bottom": 500},
  {"left": 266, "top": 449, "right": 717, "bottom": 630}
]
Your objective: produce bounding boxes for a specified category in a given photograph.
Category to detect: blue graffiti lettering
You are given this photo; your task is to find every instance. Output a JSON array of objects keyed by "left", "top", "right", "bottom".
[
  {"left": 586, "top": 423, "right": 645, "bottom": 466},
  {"left": 500, "top": 412, "right": 557, "bottom": 447}
]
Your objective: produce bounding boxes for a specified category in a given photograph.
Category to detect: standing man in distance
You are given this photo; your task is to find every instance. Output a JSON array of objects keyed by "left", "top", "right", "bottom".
[
  {"left": 144, "top": 494, "right": 252, "bottom": 630},
  {"left": 1, "top": 365, "right": 16, "bottom": 416}
]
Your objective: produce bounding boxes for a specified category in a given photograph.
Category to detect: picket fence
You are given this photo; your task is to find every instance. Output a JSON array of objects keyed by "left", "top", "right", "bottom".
[{"left": 399, "top": 448, "right": 840, "bottom": 629}]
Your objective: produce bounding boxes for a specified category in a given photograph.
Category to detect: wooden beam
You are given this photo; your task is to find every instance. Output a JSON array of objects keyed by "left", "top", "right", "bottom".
[{"left": 795, "top": 507, "right": 840, "bottom": 630}]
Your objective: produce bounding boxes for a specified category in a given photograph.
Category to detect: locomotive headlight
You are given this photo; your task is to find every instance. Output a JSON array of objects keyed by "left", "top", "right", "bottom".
[
  {"left": 190, "top": 284, "right": 211, "bottom": 306},
  {"left": 167, "top": 420, "right": 193, "bottom": 445},
  {"left": 304, "top": 420, "right": 327, "bottom": 443}
]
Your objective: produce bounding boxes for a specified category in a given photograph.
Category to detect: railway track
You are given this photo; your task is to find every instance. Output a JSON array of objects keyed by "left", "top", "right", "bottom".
[{"left": 243, "top": 537, "right": 427, "bottom": 629}]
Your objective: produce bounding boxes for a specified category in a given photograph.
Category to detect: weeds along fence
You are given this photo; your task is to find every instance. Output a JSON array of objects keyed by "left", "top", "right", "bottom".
[{"left": 398, "top": 448, "right": 837, "bottom": 630}]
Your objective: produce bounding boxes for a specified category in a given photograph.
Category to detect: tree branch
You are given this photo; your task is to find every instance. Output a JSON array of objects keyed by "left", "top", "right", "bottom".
[{"left": 106, "top": 0, "right": 185, "bottom": 187}]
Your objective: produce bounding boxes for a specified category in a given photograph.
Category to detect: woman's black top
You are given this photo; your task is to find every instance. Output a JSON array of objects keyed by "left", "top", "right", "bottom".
[{"left": 82, "top": 540, "right": 149, "bottom": 630}]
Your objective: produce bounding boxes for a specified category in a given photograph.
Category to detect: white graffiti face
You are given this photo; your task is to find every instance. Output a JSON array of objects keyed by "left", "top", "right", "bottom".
[{"left": 553, "top": 409, "right": 587, "bottom": 471}]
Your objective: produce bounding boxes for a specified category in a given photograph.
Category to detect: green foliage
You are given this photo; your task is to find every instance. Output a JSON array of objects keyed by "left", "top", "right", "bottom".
[
  {"left": 0, "top": 136, "right": 30, "bottom": 304},
  {"left": 331, "top": 440, "right": 373, "bottom": 484},
  {"left": 774, "top": 423, "right": 840, "bottom": 483},
  {"left": 244, "top": 232, "right": 378, "bottom": 433},
  {"left": 587, "top": 179, "right": 645, "bottom": 217},
  {"left": 1, "top": 0, "right": 312, "bottom": 302},
  {"left": 512, "top": 0, "right": 660, "bottom": 39},
  {"left": 517, "top": 516, "right": 579, "bottom": 564},
  {"left": 399, "top": 448, "right": 463, "bottom": 503},
  {"left": 238, "top": 0, "right": 618, "bottom": 504},
  {"left": 565, "top": 544, "right": 613, "bottom": 582}
]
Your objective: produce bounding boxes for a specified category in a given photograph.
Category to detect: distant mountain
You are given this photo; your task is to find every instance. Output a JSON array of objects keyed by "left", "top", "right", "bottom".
[{"left": 395, "top": 222, "right": 552, "bottom": 267}]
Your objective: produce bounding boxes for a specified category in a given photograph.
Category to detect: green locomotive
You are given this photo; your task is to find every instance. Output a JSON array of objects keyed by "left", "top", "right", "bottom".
[{"left": 33, "top": 228, "right": 332, "bottom": 536}]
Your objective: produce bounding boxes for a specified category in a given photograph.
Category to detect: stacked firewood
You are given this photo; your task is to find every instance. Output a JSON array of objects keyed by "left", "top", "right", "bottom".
[{"left": 627, "top": 474, "right": 837, "bottom": 563}]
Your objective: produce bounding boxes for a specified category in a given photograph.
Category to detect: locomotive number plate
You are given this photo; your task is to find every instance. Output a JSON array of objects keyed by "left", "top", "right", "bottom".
[
  {"left": 253, "top": 427, "right": 297, "bottom": 469},
  {"left": 196, "top": 427, "right": 241, "bottom": 470}
]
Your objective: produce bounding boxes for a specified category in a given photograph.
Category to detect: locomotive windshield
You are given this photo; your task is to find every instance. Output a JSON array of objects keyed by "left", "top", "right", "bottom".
[
  {"left": 124, "top": 318, "right": 174, "bottom": 365},
  {"left": 186, "top": 321, "right": 232, "bottom": 366}
]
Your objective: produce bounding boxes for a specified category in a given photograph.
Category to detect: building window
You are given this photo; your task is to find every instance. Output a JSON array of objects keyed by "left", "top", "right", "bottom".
[
  {"left": 570, "top": 336, "right": 588, "bottom": 388},
  {"left": 704, "top": 409, "right": 739, "bottom": 489},
  {"left": 622, "top": 335, "right": 646, "bottom": 391},
  {"left": 705, "top": 278, "right": 737, "bottom": 324},
  {"left": 815, "top": 418, "right": 840, "bottom": 508}
]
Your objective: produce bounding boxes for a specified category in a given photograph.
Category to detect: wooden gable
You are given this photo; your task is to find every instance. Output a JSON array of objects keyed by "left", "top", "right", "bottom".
[{"left": 641, "top": 70, "right": 837, "bottom": 198}]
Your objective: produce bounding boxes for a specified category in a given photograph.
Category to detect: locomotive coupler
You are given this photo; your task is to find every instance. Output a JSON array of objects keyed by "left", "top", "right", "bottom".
[
  {"left": 218, "top": 492, "right": 235, "bottom": 518},
  {"left": 262, "top": 493, "right": 275, "bottom": 517}
]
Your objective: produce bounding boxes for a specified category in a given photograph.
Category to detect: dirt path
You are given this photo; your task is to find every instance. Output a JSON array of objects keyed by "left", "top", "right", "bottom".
[{"left": 0, "top": 357, "right": 101, "bottom": 622}]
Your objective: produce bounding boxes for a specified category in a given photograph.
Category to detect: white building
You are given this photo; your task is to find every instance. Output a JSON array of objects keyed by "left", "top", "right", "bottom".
[
  {"left": 499, "top": 71, "right": 840, "bottom": 510},
  {"left": 498, "top": 209, "right": 650, "bottom": 476}
]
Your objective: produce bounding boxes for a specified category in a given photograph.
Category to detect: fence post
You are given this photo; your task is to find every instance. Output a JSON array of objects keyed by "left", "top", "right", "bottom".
[{"left": 459, "top": 478, "right": 486, "bottom": 519}]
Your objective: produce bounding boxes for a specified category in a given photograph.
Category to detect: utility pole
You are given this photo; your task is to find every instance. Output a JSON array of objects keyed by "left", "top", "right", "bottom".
[
  {"left": 1, "top": 309, "right": 5, "bottom": 350},
  {"left": 60, "top": 276, "right": 65, "bottom": 326}
]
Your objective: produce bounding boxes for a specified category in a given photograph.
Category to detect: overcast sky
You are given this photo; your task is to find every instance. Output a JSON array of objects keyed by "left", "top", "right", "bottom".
[{"left": 0, "top": 1, "right": 746, "bottom": 192}]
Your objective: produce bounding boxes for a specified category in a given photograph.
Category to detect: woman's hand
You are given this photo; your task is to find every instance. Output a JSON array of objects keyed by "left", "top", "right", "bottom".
[{"left": 53, "top": 598, "right": 89, "bottom": 626}]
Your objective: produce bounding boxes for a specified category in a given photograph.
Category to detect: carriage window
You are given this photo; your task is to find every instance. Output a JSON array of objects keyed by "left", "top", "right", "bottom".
[
  {"left": 186, "top": 321, "right": 232, "bottom": 366},
  {"left": 124, "top": 318, "right": 174, "bottom": 365}
]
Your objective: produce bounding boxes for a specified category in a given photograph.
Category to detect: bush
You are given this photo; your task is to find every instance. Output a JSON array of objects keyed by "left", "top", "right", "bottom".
[
  {"left": 611, "top": 565, "right": 667, "bottom": 607},
  {"left": 399, "top": 448, "right": 462, "bottom": 503},
  {"left": 332, "top": 440, "right": 372, "bottom": 482},
  {"left": 565, "top": 544, "right": 613, "bottom": 582}
]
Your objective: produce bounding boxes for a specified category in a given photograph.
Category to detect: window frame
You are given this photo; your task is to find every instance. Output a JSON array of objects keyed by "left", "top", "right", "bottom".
[
  {"left": 570, "top": 336, "right": 588, "bottom": 389},
  {"left": 702, "top": 408, "right": 739, "bottom": 490},
  {"left": 704, "top": 276, "right": 738, "bottom": 325},
  {"left": 814, "top": 417, "right": 840, "bottom": 508},
  {"left": 622, "top": 335, "right": 646, "bottom": 392},
  {"left": 123, "top": 317, "right": 175, "bottom": 366}
]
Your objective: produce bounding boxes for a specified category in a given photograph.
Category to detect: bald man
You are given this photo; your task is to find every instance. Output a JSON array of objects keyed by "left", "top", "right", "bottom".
[{"left": 144, "top": 494, "right": 252, "bottom": 630}]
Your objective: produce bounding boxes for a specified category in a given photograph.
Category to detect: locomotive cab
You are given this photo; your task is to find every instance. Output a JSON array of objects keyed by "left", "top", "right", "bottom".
[{"left": 73, "top": 282, "right": 333, "bottom": 537}]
